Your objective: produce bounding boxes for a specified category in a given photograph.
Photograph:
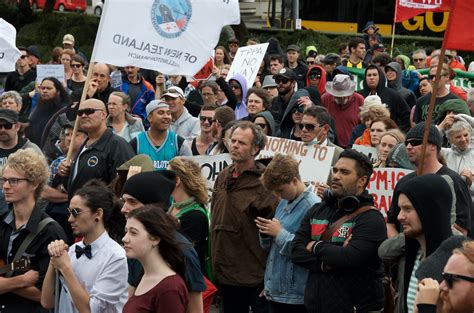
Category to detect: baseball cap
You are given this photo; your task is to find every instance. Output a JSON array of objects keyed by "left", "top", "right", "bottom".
[
  {"left": 228, "top": 37, "right": 239, "bottom": 44},
  {"left": 273, "top": 67, "right": 297, "bottom": 81},
  {"left": 0, "top": 109, "right": 19, "bottom": 124},
  {"left": 162, "top": 86, "right": 185, "bottom": 99},
  {"left": 371, "top": 44, "right": 385, "bottom": 52},
  {"left": 146, "top": 100, "right": 169, "bottom": 116},
  {"left": 27, "top": 45, "right": 41, "bottom": 59},
  {"left": 287, "top": 44, "right": 300, "bottom": 52},
  {"left": 63, "top": 34, "right": 75, "bottom": 45},
  {"left": 322, "top": 53, "right": 340, "bottom": 65}
]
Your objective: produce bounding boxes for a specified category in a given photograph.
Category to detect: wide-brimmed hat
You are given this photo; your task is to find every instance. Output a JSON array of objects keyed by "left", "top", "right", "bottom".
[
  {"left": 325, "top": 74, "right": 356, "bottom": 97},
  {"left": 262, "top": 75, "right": 277, "bottom": 88}
]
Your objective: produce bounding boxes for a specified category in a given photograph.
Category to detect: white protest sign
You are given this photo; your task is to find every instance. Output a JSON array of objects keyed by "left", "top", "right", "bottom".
[
  {"left": 0, "top": 19, "right": 21, "bottom": 72},
  {"left": 367, "top": 168, "right": 413, "bottom": 218},
  {"left": 353, "top": 144, "right": 378, "bottom": 164},
  {"left": 226, "top": 43, "right": 269, "bottom": 88},
  {"left": 257, "top": 136, "right": 335, "bottom": 184},
  {"left": 92, "top": 0, "right": 240, "bottom": 76},
  {"left": 188, "top": 153, "right": 232, "bottom": 188},
  {"left": 36, "top": 65, "right": 66, "bottom": 84}
]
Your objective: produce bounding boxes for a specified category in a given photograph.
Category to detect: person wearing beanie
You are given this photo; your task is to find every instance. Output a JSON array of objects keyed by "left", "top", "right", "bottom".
[
  {"left": 120, "top": 170, "right": 207, "bottom": 313},
  {"left": 396, "top": 174, "right": 454, "bottom": 313},
  {"left": 387, "top": 122, "right": 473, "bottom": 239}
]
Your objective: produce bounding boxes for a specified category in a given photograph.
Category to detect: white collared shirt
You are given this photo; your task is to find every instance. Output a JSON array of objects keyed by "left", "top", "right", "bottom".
[{"left": 58, "top": 231, "right": 128, "bottom": 313}]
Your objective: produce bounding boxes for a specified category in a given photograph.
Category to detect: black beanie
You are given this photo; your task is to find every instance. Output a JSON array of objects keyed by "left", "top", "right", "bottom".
[
  {"left": 406, "top": 122, "right": 442, "bottom": 149},
  {"left": 122, "top": 170, "right": 177, "bottom": 208}
]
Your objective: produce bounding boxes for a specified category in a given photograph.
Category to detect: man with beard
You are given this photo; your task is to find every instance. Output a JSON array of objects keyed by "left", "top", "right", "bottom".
[
  {"left": 25, "top": 77, "right": 70, "bottom": 146},
  {"left": 58, "top": 99, "right": 135, "bottom": 198},
  {"left": 292, "top": 149, "right": 386, "bottom": 313},
  {"left": 270, "top": 68, "right": 297, "bottom": 131},
  {"left": 130, "top": 100, "right": 191, "bottom": 170}
]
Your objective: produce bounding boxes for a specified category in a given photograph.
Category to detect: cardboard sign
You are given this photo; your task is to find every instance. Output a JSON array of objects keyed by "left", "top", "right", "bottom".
[
  {"left": 188, "top": 153, "right": 232, "bottom": 188},
  {"left": 257, "top": 136, "right": 335, "bottom": 184},
  {"left": 226, "top": 43, "right": 269, "bottom": 88},
  {"left": 353, "top": 144, "right": 379, "bottom": 164},
  {"left": 36, "top": 65, "right": 66, "bottom": 84},
  {"left": 367, "top": 168, "right": 413, "bottom": 218}
]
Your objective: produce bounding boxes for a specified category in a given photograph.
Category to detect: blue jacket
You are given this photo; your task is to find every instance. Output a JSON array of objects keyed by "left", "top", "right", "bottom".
[
  {"left": 119, "top": 77, "right": 155, "bottom": 120},
  {"left": 259, "top": 185, "right": 319, "bottom": 304}
]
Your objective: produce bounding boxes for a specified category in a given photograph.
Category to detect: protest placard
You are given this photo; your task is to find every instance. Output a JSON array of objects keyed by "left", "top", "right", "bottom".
[
  {"left": 226, "top": 43, "right": 269, "bottom": 88},
  {"left": 188, "top": 153, "right": 232, "bottom": 188},
  {"left": 257, "top": 136, "right": 335, "bottom": 184},
  {"left": 353, "top": 144, "right": 378, "bottom": 163},
  {"left": 36, "top": 65, "right": 66, "bottom": 84},
  {"left": 367, "top": 168, "right": 413, "bottom": 217}
]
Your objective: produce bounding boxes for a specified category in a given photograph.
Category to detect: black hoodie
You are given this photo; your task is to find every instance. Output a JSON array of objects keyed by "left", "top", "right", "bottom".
[
  {"left": 357, "top": 65, "right": 411, "bottom": 132},
  {"left": 396, "top": 174, "right": 453, "bottom": 313},
  {"left": 385, "top": 62, "right": 417, "bottom": 108}
]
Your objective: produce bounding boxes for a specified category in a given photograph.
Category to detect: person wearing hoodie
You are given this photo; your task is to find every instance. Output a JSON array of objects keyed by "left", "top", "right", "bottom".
[
  {"left": 228, "top": 73, "right": 249, "bottom": 120},
  {"left": 395, "top": 55, "right": 420, "bottom": 94},
  {"left": 305, "top": 64, "right": 327, "bottom": 96},
  {"left": 358, "top": 65, "right": 411, "bottom": 132},
  {"left": 395, "top": 174, "right": 454, "bottom": 313},
  {"left": 277, "top": 89, "right": 311, "bottom": 139},
  {"left": 385, "top": 62, "right": 417, "bottom": 108},
  {"left": 252, "top": 111, "right": 276, "bottom": 136},
  {"left": 270, "top": 68, "right": 297, "bottom": 131}
]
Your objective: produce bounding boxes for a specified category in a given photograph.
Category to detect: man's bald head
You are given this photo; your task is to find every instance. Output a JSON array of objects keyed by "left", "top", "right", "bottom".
[{"left": 79, "top": 98, "right": 107, "bottom": 110}]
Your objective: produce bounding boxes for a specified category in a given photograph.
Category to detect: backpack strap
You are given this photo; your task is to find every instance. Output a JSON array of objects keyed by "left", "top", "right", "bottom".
[{"left": 321, "top": 205, "right": 375, "bottom": 242}]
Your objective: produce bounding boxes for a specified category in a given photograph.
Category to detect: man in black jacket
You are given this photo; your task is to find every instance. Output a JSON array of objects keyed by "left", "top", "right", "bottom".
[
  {"left": 358, "top": 65, "right": 411, "bottom": 132},
  {"left": 270, "top": 67, "right": 297, "bottom": 132},
  {"left": 292, "top": 149, "right": 387, "bottom": 313}
]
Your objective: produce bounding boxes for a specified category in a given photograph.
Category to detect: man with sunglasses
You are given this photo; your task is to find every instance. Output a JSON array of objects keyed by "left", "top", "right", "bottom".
[
  {"left": 4, "top": 47, "right": 36, "bottom": 93},
  {"left": 60, "top": 99, "right": 135, "bottom": 198},
  {"left": 412, "top": 49, "right": 427, "bottom": 70},
  {"left": 387, "top": 122, "right": 473, "bottom": 239},
  {"left": 270, "top": 67, "right": 297, "bottom": 131}
]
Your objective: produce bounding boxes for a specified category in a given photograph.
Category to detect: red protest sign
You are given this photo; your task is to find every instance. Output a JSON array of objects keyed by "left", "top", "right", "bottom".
[{"left": 193, "top": 57, "right": 214, "bottom": 81}]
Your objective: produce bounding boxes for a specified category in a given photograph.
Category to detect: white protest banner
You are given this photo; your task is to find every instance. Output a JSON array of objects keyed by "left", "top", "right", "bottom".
[
  {"left": 188, "top": 153, "right": 232, "bottom": 188},
  {"left": 0, "top": 19, "right": 21, "bottom": 72},
  {"left": 353, "top": 144, "right": 378, "bottom": 164},
  {"left": 257, "top": 136, "right": 335, "bottom": 184},
  {"left": 226, "top": 43, "right": 269, "bottom": 88},
  {"left": 92, "top": 0, "right": 240, "bottom": 76},
  {"left": 36, "top": 65, "right": 66, "bottom": 84},
  {"left": 367, "top": 168, "right": 413, "bottom": 218}
]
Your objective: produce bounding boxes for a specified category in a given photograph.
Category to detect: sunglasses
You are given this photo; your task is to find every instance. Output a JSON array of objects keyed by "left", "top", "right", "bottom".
[
  {"left": 275, "top": 77, "right": 290, "bottom": 85},
  {"left": 427, "top": 73, "right": 447, "bottom": 81},
  {"left": 230, "top": 84, "right": 241, "bottom": 90},
  {"left": 67, "top": 207, "right": 91, "bottom": 218},
  {"left": 309, "top": 73, "right": 322, "bottom": 80},
  {"left": 307, "top": 61, "right": 315, "bottom": 65},
  {"left": 298, "top": 123, "right": 319, "bottom": 131},
  {"left": 199, "top": 116, "right": 214, "bottom": 124},
  {"left": 442, "top": 272, "right": 474, "bottom": 289},
  {"left": 255, "top": 123, "right": 266, "bottom": 129},
  {"left": 413, "top": 58, "right": 425, "bottom": 62},
  {"left": 291, "top": 105, "right": 305, "bottom": 114},
  {"left": 77, "top": 108, "right": 104, "bottom": 116},
  {"left": 405, "top": 139, "right": 423, "bottom": 147},
  {"left": 20, "top": 55, "right": 29, "bottom": 59},
  {"left": 71, "top": 64, "right": 82, "bottom": 68},
  {"left": 0, "top": 123, "right": 14, "bottom": 130}
]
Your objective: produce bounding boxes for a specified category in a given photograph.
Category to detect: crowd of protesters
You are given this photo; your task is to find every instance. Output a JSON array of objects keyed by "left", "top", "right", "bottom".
[{"left": 0, "top": 24, "right": 473, "bottom": 313}]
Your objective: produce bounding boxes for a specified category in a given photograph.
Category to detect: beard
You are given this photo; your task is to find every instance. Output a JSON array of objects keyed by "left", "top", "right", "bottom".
[{"left": 36, "top": 95, "right": 63, "bottom": 115}]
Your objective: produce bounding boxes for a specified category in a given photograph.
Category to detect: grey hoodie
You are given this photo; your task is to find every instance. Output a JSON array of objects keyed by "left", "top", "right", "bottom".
[
  {"left": 385, "top": 62, "right": 417, "bottom": 108},
  {"left": 253, "top": 111, "right": 276, "bottom": 136}
]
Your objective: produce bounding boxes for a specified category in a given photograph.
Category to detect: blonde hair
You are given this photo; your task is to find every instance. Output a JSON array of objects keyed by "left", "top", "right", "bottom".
[
  {"left": 4, "top": 148, "right": 49, "bottom": 200},
  {"left": 169, "top": 158, "right": 208, "bottom": 206},
  {"left": 453, "top": 240, "right": 474, "bottom": 276},
  {"left": 261, "top": 154, "right": 300, "bottom": 191},
  {"left": 359, "top": 102, "right": 391, "bottom": 122},
  {"left": 380, "top": 128, "right": 406, "bottom": 144}
]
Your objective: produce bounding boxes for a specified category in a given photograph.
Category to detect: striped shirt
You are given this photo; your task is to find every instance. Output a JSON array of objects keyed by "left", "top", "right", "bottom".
[{"left": 406, "top": 249, "right": 423, "bottom": 313}]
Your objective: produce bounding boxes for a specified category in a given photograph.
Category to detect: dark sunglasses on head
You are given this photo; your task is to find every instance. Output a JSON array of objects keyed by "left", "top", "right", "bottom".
[
  {"left": 291, "top": 105, "right": 305, "bottom": 114},
  {"left": 0, "top": 123, "right": 14, "bottom": 130},
  {"left": 405, "top": 139, "right": 423, "bottom": 147},
  {"left": 71, "top": 64, "right": 82, "bottom": 68},
  {"left": 199, "top": 116, "right": 214, "bottom": 124},
  {"left": 298, "top": 123, "right": 318, "bottom": 131},
  {"left": 255, "top": 123, "right": 266, "bottom": 129},
  {"left": 67, "top": 207, "right": 90, "bottom": 218},
  {"left": 275, "top": 77, "right": 290, "bottom": 85},
  {"left": 309, "top": 73, "right": 322, "bottom": 80},
  {"left": 442, "top": 272, "right": 474, "bottom": 289},
  {"left": 77, "top": 108, "right": 104, "bottom": 117}
]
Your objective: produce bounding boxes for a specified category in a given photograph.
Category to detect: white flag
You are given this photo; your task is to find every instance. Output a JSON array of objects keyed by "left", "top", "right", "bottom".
[
  {"left": 92, "top": 0, "right": 240, "bottom": 76},
  {"left": 0, "top": 19, "right": 21, "bottom": 72}
]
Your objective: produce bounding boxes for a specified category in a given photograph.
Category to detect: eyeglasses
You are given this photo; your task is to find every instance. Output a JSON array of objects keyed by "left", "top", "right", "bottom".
[
  {"left": 307, "top": 61, "right": 315, "bottom": 65},
  {"left": 77, "top": 108, "right": 104, "bottom": 116},
  {"left": 1, "top": 177, "right": 30, "bottom": 187},
  {"left": 442, "top": 272, "right": 474, "bottom": 289},
  {"left": 71, "top": 64, "right": 82, "bottom": 68},
  {"left": 428, "top": 73, "right": 447, "bottom": 81},
  {"left": 405, "top": 139, "right": 423, "bottom": 147},
  {"left": 255, "top": 123, "right": 266, "bottom": 129},
  {"left": 298, "top": 123, "right": 320, "bottom": 131},
  {"left": 275, "top": 77, "right": 290, "bottom": 85},
  {"left": 199, "top": 116, "right": 214, "bottom": 124},
  {"left": 0, "top": 123, "right": 14, "bottom": 130},
  {"left": 67, "top": 207, "right": 91, "bottom": 218},
  {"left": 413, "top": 58, "right": 425, "bottom": 62},
  {"left": 291, "top": 105, "right": 305, "bottom": 114},
  {"left": 230, "top": 84, "right": 241, "bottom": 90},
  {"left": 20, "top": 55, "right": 29, "bottom": 59},
  {"left": 309, "top": 73, "right": 322, "bottom": 80}
]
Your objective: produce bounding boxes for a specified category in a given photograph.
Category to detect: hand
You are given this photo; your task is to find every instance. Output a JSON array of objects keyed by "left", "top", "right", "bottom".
[
  {"left": 48, "top": 240, "right": 69, "bottom": 257},
  {"left": 297, "top": 96, "right": 313, "bottom": 109},
  {"left": 127, "top": 166, "right": 142, "bottom": 180},
  {"left": 306, "top": 240, "right": 317, "bottom": 253},
  {"left": 416, "top": 278, "right": 440, "bottom": 305},
  {"left": 155, "top": 74, "right": 166, "bottom": 85},
  {"left": 87, "top": 79, "right": 99, "bottom": 97},
  {"left": 20, "top": 270, "right": 39, "bottom": 288},
  {"left": 255, "top": 217, "right": 281, "bottom": 237},
  {"left": 313, "top": 181, "right": 329, "bottom": 199},
  {"left": 343, "top": 234, "right": 352, "bottom": 247},
  {"left": 460, "top": 169, "right": 473, "bottom": 187},
  {"left": 212, "top": 65, "right": 220, "bottom": 78},
  {"left": 438, "top": 113, "right": 456, "bottom": 131},
  {"left": 58, "top": 159, "right": 71, "bottom": 177},
  {"left": 254, "top": 75, "right": 262, "bottom": 88}
]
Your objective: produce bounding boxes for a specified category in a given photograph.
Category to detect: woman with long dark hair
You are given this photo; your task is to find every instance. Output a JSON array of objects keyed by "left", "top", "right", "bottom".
[{"left": 122, "top": 205, "right": 188, "bottom": 313}]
